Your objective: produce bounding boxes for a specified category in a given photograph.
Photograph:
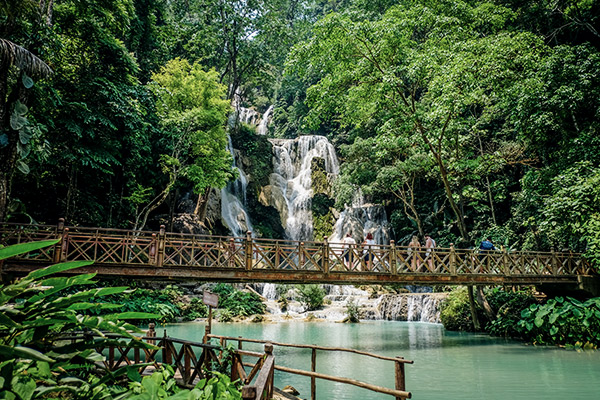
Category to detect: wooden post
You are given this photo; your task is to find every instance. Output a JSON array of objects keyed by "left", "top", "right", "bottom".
[
  {"left": 150, "top": 233, "right": 157, "bottom": 265},
  {"left": 226, "top": 238, "right": 234, "bottom": 267},
  {"left": 323, "top": 236, "right": 329, "bottom": 275},
  {"left": 157, "top": 225, "right": 165, "bottom": 267},
  {"left": 390, "top": 240, "right": 397, "bottom": 274},
  {"left": 300, "top": 242, "right": 305, "bottom": 266},
  {"left": 311, "top": 347, "right": 317, "bottom": 400},
  {"left": 467, "top": 286, "right": 481, "bottom": 331},
  {"left": 245, "top": 231, "right": 253, "bottom": 271},
  {"left": 395, "top": 357, "right": 406, "bottom": 400},
  {"left": 53, "top": 218, "right": 65, "bottom": 263},
  {"left": 60, "top": 228, "right": 69, "bottom": 262},
  {"left": 163, "top": 330, "right": 171, "bottom": 364},
  {"left": 551, "top": 247, "right": 558, "bottom": 275},
  {"left": 449, "top": 243, "right": 456, "bottom": 275},
  {"left": 184, "top": 344, "right": 191, "bottom": 384},
  {"left": 264, "top": 343, "right": 274, "bottom": 400},
  {"left": 502, "top": 245, "right": 510, "bottom": 276},
  {"left": 147, "top": 322, "right": 156, "bottom": 345}
]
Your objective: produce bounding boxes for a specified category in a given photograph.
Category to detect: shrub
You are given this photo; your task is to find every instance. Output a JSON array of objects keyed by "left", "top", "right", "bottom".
[
  {"left": 486, "top": 288, "right": 537, "bottom": 338},
  {"left": 296, "top": 284, "right": 326, "bottom": 311},
  {"left": 219, "top": 290, "right": 266, "bottom": 317},
  {"left": 345, "top": 297, "right": 361, "bottom": 323},
  {"left": 516, "top": 297, "right": 600, "bottom": 347},
  {"left": 439, "top": 287, "right": 478, "bottom": 331}
]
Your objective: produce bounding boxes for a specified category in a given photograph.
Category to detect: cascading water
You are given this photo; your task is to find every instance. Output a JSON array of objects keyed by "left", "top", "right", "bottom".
[
  {"left": 269, "top": 135, "right": 340, "bottom": 241},
  {"left": 220, "top": 102, "right": 274, "bottom": 237},
  {"left": 257, "top": 105, "right": 273, "bottom": 135},
  {"left": 221, "top": 136, "right": 253, "bottom": 237}
]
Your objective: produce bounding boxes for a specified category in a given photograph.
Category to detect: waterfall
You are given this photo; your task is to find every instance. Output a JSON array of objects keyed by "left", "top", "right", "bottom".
[
  {"left": 268, "top": 135, "right": 340, "bottom": 241},
  {"left": 257, "top": 105, "right": 273, "bottom": 135},
  {"left": 330, "top": 204, "right": 392, "bottom": 245},
  {"left": 221, "top": 136, "right": 253, "bottom": 237},
  {"left": 373, "top": 293, "right": 446, "bottom": 323}
]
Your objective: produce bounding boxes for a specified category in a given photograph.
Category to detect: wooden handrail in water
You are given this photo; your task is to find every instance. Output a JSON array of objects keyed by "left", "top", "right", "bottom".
[{"left": 209, "top": 334, "right": 413, "bottom": 400}]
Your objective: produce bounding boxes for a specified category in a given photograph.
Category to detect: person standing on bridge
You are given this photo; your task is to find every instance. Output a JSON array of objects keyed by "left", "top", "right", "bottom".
[
  {"left": 343, "top": 232, "right": 357, "bottom": 270},
  {"left": 408, "top": 235, "right": 421, "bottom": 271},
  {"left": 479, "top": 237, "right": 496, "bottom": 252},
  {"left": 362, "top": 232, "right": 376, "bottom": 271},
  {"left": 424, "top": 234, "right": 436, "bottom": 271}
]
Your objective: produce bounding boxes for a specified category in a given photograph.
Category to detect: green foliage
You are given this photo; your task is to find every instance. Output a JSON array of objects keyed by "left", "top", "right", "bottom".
[
  {"left": 517, "top": 297, "right": 600, "bottom": 348},
  {"left": 296, "top": 285, "right": 326, "bottom": 311},
  {"left": 485, "top": 289, "right": 537, "bottom": 338},
  {"left": 345, "top": 297, "right": 361, "bottom": 323},
  {"left": 127, "top": 366, "right": 242, "bottom": 400},
  {"left": 218, "top": 291, "right": 266, "bottom": 318},
  {"left": 439, "top": 287, "right": 477, "bottom": 331},
  {"left": 151, "top": 57, "right": 234, "bottom": 195},
  {"left": 0, "top": 241, "right": 160, "bottom": 399},
  {"left": 211, "top": 284, "right": 266, "bottom": 318}
]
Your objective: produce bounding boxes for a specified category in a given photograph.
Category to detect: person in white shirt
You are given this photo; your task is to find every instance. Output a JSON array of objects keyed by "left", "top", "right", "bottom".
[
  {"left": 362, "top": 232, "right": 376, "bottom": 271},
  {"left": 343, "top": 232, "right": 357, "bottom": 269},
  {"left": 424, "top": 233, "right": 436, "bottom": 271}
]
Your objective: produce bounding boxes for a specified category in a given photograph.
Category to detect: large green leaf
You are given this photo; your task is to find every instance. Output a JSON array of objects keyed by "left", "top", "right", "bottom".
[
  {"left": 11, "top": 375, "right": 36, "bottom": 400},
  {"left": 0, "top": 345, "right": 54, "bottom": 362},
  {"left": 0, "top": 240, "right": 58, "bottom": 261},
  {"left": 28, "top": 260, "right": 93, "bottom": 279},
  {"left": 110, "top": 312, "right": 162, "bottom": 320}
]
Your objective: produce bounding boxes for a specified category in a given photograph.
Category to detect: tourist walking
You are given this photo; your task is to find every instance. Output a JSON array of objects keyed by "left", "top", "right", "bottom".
[
  {"left": 479, "top": 237, "right": 496, "bottom": 252},
  {"left": 343, "top": 232, "right": 357, "bottom": 270},
  {"left": 362, "top": 232, "right": 376, "bottom": 271},
  {"left": 424, "top": 234, "right": 436, "bottom": 271},
  {"left": 408, "top": 235, "right": 421, "bottom": 271}
]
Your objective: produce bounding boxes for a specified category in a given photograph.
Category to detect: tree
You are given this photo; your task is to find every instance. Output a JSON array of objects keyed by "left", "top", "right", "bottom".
[
  {"left": 148, "top": 57, "right": 234, "bottom": 228},
  {"left": 288, "top": 0, "right": 544, "bottom": 243}
]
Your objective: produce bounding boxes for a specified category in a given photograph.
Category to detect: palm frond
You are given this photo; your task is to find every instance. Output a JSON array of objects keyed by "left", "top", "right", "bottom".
[{"left": 0, "top": 38, "right": 53, "bottom": 78}]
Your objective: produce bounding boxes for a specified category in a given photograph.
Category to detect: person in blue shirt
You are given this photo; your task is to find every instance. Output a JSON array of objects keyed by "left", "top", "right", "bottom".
[{"left": 479, "top": 237, "right": 496, "bottom": 252}]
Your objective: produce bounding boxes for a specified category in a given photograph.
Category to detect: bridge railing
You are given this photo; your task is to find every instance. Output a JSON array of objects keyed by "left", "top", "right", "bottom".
[
  {"left": 61, "top": 330, "right": 274, "bottom": 399},
  {"left": 0, "top": 221, "right": 592, "bottom": 278},
  {"left": 208, "top": 334, "right": 413, "bottom": 400}
]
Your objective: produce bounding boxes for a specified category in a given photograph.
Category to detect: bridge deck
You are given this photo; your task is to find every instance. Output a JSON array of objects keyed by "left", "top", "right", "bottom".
[{"left": 0, "top": 222, "right": 595, "bottom": 286}]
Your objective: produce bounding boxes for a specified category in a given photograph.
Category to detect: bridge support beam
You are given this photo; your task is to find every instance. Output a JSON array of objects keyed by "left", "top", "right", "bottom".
[
  {"left": 538, "top": 276, "right": 600, "bottom": 299},
  {"left": 577, "top": 276, "right": 600, "bottom": 297}
]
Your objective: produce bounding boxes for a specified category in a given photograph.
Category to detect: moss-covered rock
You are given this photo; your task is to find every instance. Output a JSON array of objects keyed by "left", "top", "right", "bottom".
[{"left": 310, "top": 157, "right": 336, "bottom": 240}]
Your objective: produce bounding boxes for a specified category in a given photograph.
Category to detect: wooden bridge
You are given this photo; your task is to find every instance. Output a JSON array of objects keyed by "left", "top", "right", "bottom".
[{"left": 1, "top": 221, "right": 598, "bottom": 292}]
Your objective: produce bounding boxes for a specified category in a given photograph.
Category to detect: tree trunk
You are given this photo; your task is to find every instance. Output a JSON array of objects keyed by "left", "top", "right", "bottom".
[
  {"left": 467, "top": 285, "right": 481, "bottom": 331},
  {"left": 476, "top": 286, "right": 495, "bottom": 321},
  {"left": 194, "top": 188, "right": 211, "bottom": 222}
]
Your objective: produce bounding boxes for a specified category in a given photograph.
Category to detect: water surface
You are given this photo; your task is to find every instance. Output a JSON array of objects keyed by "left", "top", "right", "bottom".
[{"left": 164, "top": 321, "right": 600, "bottom": 399}]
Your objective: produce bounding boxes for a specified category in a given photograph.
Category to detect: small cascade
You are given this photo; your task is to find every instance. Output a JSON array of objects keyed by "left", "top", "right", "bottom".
[
  {"left": 374, "top": 293, "right": 447, "bottom": 323},
  {"left": 257, "top": 105, "right": 274, "bottom": 135},
  {"left": 221, "top": 136, "right": 253, "bottom": 237},
  {"left": 261, "top": 283, "right": 278, "bottom": 300},
  {"left": 268, "top": 136, "right": 340, "bottom": 241}
]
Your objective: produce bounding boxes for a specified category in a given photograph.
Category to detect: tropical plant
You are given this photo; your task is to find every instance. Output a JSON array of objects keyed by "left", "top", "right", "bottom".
[
  {"left": 0, "top": 240, "right": 160, "bottom": 399},
  {"left": 517, "top": 296, "right": 600, "bottom": 348},
  {"left": 296, "top": 284, "right": 325, "bottom": 312},
  {"left": 439, "top": 287, "right": 479, "bottom": 331},
  {"left": 345, "top": 297, "right": 361, "bottom": 323},
  {"left": 485, "top": 288, "right": 537, "bottom": 338}
]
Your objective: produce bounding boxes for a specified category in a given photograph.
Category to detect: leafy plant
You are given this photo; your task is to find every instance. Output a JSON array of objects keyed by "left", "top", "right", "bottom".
[
  {"left": 296, "top": 285, "right": 325, "bottom": 311},
  {"left": 345, "top": 297, "right": 361, "bottom": 323},
  {"left": 486, "top": 288, "right": 537, "bottom": 338},
  {"left": 0, "top": 240, "right": 160, "bottom": 399},
  {"left": 439, "top": 287, "right": 478, "bottom": 331},
  {"left": 517, "top": 297, "right": 600, "bottom": 347}
]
